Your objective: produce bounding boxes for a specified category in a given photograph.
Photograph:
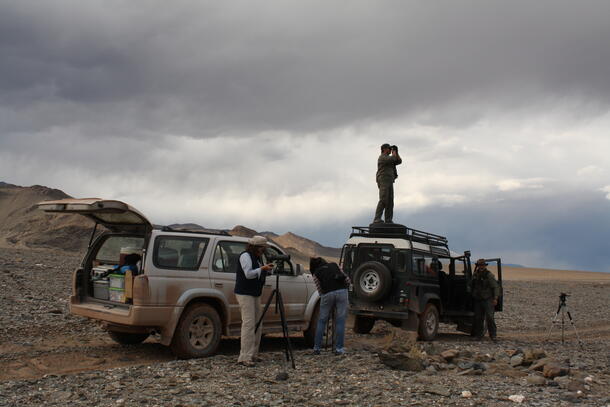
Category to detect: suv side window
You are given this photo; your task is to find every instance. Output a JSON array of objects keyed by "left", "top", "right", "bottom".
[
  {"left": 412, "top": 253, "right": 438, "bottom": 278},
  {"left": 395, "top": 249, "right": 410, "bottom": 272},
  {"left": 153, "top": 236, "right": 209, "bottom": 270},
  {"left": 212, "top": 241, "right": 247, "bottom": 273}
]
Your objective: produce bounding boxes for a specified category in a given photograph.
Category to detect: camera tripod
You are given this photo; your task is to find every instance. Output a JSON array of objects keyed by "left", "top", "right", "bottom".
[
  {"left": 255, "top": 265, "right": 296, "bottom": 369},
  {"left": 545, "top": 293, "right": 583, "bottom": 347}
]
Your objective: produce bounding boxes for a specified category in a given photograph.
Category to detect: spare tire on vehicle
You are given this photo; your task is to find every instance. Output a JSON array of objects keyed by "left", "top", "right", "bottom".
[{"left": 353, "top": 261, "right": 392, "bottom": 302}]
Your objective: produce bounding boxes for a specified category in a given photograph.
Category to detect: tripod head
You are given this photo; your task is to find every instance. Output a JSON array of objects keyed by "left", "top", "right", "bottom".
[{"left": 559, "top": 292, "right": 570, "bottom": 305}]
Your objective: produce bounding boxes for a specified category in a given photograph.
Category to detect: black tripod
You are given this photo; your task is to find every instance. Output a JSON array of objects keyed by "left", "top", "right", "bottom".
[
  {"left": 255, "top": 266, "right": 296, "bottom": 369},
  {"left": 545, "top": 293, "right": 583, "bottom": 346}
]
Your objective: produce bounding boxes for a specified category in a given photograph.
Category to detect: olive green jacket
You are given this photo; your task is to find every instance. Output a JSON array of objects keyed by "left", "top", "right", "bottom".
[
  {"left": 471, "top": 269, "right": 500, "bottom": 300},
  {"left": 376, "top": 153, "right": 402, "bottom": 184}
]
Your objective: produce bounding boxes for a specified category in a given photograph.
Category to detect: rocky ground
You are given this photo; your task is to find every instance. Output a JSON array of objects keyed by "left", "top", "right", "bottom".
[{"left": 0, "top": 246, "right": 609, "bottom": 406}]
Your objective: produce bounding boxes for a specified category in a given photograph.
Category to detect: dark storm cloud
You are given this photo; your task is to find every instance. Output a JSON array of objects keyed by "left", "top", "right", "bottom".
[{"left": 2, "top": 0, "right": 610, "bottom": 137}]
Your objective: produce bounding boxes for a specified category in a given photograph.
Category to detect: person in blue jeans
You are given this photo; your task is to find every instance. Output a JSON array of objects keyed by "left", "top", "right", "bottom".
[{"left": 309, "top": 257, "right": 350, "bottom": 355}]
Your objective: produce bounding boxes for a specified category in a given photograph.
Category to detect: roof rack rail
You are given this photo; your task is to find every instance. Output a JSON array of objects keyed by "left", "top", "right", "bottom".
[
  {"left": 156, "top": 225, "right": 231, "bottom": 236},
  {"left": 350, "top": 225, "right": 449, "bottom": 249}
]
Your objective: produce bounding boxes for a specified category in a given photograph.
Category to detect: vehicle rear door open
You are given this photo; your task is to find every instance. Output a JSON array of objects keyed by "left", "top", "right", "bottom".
[{"left": 483, "top": 258, "right": 503, "bottom": 312}]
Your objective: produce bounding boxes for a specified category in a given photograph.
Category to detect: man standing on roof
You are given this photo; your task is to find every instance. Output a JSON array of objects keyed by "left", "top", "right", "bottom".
[
  {"left": 373, "top": 143, "right": 402, "bottom": 224},
  {"left": 471, "top": 258, "right": 501, "bottom": 342}
]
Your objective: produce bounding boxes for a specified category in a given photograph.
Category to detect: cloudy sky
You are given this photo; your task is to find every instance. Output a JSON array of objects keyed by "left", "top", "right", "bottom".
[{"left": 2, "top": 1, "right": 610, "bottom": 271}]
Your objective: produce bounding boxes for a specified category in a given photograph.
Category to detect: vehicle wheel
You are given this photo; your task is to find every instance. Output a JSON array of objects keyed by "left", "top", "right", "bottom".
[
  {"left": 303, "top": 303, "right": 319, "bottom": 348},
  {"left": 107, "top": 330, "right": 149, "bottom": 345},
  {"left": 353, "top": 315, "right": 375, "bottom": 334},
  {"left": 353, "top": 261, "right": 392, "bottom": 302},
  {"left": 170, "top": 303, "right": 222, "bottom": 359},
  {"left": 418, "top": 303, "right": 439, "bottom": 341}
]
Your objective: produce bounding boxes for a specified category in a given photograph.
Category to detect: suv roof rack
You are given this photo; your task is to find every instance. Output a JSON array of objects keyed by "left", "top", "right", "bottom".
[
  {"left": 350, "top": 225, "right": 449, "bottom": 250},
  {"left": 156, "top": 225, "right": 231, "bottom": 236}
]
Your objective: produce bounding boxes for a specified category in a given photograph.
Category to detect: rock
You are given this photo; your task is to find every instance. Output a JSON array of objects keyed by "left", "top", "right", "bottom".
[
  {"left": 510, "top": 355, "right": 524, "bottom": 367},
  {"left": 508, "top": 394, "right": 525, "bottom": 403},
  {"left": 457, "top": 361, "right": 474, "bottom": 370},
  {"left": 380, "top": 327, "right": 418, "bottom": 353},
  {"left": 461, "top": 390, "right": 472, "bottom": 398},
  {"left": 275, "top": 371, "right": 289, "bottom": 381},
  {"left": 567, "top": 380, "right": 586, "bottom": 393},
  {"left": 378, "top": 351, "right": 424, "bottom": 372},
  {"left": 553, "top": 376, "right": 571, "bottom": 389},
  {"left": 440, "top": 349, "right": 459, "bottom": 362},
  {"left": 529, "top": 357, "right": 554, "bottom": 371},
  {"left": 525, "top": 375, "right": 546, "bottom": 386},
  {"left": 424, "top": 385, "right": 450, "bottom": 397},
  {"left": 543, "top": 364, "right": 569, "bottom": 379},
  {"left": 460, "top": 350, "right": 473, "bottom": 358}
]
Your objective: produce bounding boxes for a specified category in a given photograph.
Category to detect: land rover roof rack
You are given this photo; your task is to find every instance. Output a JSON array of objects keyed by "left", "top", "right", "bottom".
[
  {"left": 350, "top": 225, "right": 449, "bottom": 249},
  {"left": 156, "top": 225, "right": 231, "bottom": 236}
]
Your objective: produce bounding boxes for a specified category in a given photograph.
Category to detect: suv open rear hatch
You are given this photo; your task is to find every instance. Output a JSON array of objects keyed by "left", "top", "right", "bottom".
[{"left": 37, "top": 198, "right": 152, "bottom": 234}]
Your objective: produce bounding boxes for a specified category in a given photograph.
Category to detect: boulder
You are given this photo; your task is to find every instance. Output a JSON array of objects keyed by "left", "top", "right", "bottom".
[
  {"left": 543, "top": 364, "right": 569, "bottom": 379},
  {"left": 525, "top": 375, "right": 546, "bottom": 386},
  {"left": 510, "top": 355, "right": 524, "bottom": 367},
  {"left": 380, "top": 327, "right": 418, "bottom": 354},
  {"left": 378, "top": 351, "right": 424, "bottom": 372},
  {"left": 529, "top": 357, "right": 555, "bottom": 371},
  {"left": 440, "top": 349, "right": 459, "bottom": 362}
]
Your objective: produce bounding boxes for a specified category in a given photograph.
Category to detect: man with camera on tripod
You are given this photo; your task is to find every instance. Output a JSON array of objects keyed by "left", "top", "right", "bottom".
[
  {"left": 373, "top": 143, "right": 402, "bottom": 224},
  {"left": 471, "top": 259, "right": 500, "bottom": 342},
  {"left": 235, "top": 236, "right": 274, "bottom": 367}
]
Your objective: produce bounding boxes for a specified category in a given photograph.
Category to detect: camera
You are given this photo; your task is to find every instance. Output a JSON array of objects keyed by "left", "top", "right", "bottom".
[
  {"left": 268, "top": 254, "right": 290, "bottom": 262},
  {"left": 390, "top": 145, "right": 398, "bottom": 152}
]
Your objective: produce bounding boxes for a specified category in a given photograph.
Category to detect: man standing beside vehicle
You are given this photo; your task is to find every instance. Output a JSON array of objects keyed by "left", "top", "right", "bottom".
[
  {"left": 471, "top": 259, "right": 500, "bottom": 341},
  {"left": 310, "top": 257, "right": 350, "bottom": 355},
  {"left": 235, "top": 236, "right": 274, "bottom": 367},
  {"left": 373, "top": 143, "right": 402, "bottom": 224}
]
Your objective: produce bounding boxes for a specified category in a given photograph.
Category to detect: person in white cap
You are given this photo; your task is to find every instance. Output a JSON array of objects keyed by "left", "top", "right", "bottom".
[{"left": 235, "top": 235, "right": 274, "bottom": 367}]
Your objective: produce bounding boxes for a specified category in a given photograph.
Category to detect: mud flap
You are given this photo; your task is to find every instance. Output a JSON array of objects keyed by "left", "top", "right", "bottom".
[{"left": 399, "top": 311, "right": 419, "bottom": 331}]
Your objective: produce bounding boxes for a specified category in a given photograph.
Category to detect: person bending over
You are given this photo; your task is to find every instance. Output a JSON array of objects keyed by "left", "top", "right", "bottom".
[{"left": 310, "top": 257, "right": 351, "bottom": 355}]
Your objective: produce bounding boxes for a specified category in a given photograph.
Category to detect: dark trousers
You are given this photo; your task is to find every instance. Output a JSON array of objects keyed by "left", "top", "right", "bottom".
[
  {"left": 374, "top": 182, "right": 394, "bottom": 222},
  {"left": 472, "top": 298, "right": 497, "bottom": 338}
]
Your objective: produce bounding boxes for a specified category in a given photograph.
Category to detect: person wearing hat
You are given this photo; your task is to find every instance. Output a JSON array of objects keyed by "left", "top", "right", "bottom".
[
  {"left": 471, "top": 259, "right": 501, "bottom": 341},
  {"left": 235, "top": 235, "right": 274, "bottom": 366},
  {"left": 373, "top": 143, "right": 402, "bottom": 223}
]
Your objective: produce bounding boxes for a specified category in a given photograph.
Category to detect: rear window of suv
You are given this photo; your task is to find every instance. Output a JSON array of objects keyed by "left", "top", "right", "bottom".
[{"left": 153, "top": 236, "right": 209, "bottom": 270}]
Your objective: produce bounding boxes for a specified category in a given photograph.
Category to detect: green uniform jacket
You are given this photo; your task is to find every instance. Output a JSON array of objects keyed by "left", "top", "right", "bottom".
[
  {"left": 376, "top": 154, "right": 402, "bottom": 184},
  {"left": 471, "top": 269, "right": 500, "bottom": 300}
]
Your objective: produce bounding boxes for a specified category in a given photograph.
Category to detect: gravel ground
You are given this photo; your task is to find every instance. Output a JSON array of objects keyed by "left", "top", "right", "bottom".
[{"left": 0, "top": 247, "right": 609, "bottom": 406}]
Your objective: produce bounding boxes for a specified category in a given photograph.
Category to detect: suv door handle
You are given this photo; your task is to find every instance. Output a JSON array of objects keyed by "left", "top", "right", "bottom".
[{"left": 214, "top": 283, "right": 223, "bottom": 288}]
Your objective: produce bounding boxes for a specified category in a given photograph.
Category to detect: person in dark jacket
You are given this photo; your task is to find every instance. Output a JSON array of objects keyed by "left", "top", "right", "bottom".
[
  {"left": 471, "top": 258, "right": 501, "bottom": 341},
  {"left": 235, "top": 236, "right": 274, "bottom": 366},
  {"left": 309, "top": 257, "right": 350, "bottom": 355},
  {"left": 373, "top": 143, "right": 402, "bottom": 224}
]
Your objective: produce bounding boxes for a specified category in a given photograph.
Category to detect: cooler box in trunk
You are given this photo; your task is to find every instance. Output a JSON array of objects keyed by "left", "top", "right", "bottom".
[{"left": 93, "top": 279, "right": 109, "bottom": 300}]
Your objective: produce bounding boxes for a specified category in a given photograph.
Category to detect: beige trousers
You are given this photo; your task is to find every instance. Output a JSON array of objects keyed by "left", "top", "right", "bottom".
[{"left": 236, "top": 294, "right": 263, "bottom": 362}]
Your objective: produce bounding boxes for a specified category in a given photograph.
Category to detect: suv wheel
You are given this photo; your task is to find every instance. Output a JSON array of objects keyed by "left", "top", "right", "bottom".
[
  {"left": 108, "top": 331, "right": 149, "bottom": 345},
  {"left": 353, "top": 261, "right": 392, "bottom": 302},
  {"left": 353, "top": 315, "right": 375, "bottom": 334},
  {"left": 170, "top": 303, "right": 222, "bottom": 359},
  {"left": 303, "top": 303, "right": 319, "bottom": 348},
  {"left": 418, "top": 303, "right": 439, "bottom": 341}
]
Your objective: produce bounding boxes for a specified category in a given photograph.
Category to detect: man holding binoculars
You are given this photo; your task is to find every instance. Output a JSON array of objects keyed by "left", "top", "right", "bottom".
[{"left": 373, "top": 143, "right": 402, "bottom": 224}]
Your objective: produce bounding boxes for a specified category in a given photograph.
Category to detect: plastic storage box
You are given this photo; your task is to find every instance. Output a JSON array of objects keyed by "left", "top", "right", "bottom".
[
  {"left": 93, "top": 279, "right": 109, "bottom": 300},
  {"left": 109, "top": 274, "right": 125, "bottom": 289},
  {"left": 109, "top": 287, "right": 126, "bottom": 303}
]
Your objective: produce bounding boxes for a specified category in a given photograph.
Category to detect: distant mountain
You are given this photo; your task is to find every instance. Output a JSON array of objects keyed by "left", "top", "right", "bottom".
[
  {"left": 504, "top": 263, "right": 525, "bottom": 268},
  {"left": 0, "top": 183, "right": 341, "bottom": 264},
  {"left": 0, "top": 183, "right": 93, "bottom": 250}
]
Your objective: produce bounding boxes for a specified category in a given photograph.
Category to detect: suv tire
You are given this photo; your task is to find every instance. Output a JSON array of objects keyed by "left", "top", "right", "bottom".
[
  {"left": 353, "top": 261, "right": 392, "bottom": 302},
  {"left": 108, "top": 331, "right": 149, "bottom": 345},
  {"left": 418, "top": 303, "right": 439, "bottom": 341},
  {"left": 170, "top": 303, "right": 222, "bottom": 359},
  {"left": 303, "top": 303, "right": 319, "bottom": 348},
  {"left": 353, "top": 315, "right": 375, "bottom": 334}
]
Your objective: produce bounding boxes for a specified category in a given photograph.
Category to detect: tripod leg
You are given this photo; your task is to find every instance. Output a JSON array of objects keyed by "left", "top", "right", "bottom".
[
  {"left": 256, "top": 291, "right": 276, "bottom": 333},
  {"left": 565, "top": 307, "right": 584, "bottom": 347},
  {"left": 545, "top": 308, "right": 561, "bottom": 341},
  {"left": 277, "top": 292, "right": 296, "bottom": 369}
]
